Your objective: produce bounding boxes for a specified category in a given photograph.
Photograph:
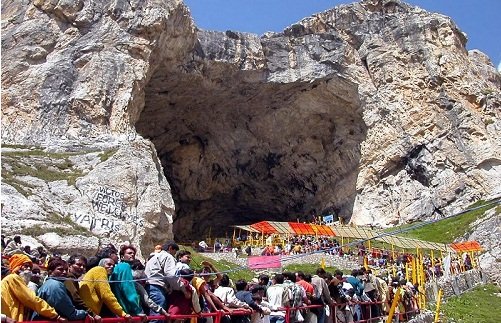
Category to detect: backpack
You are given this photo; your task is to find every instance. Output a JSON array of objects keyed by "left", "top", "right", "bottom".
[
  {"left": 281, "top": 285, "right": 292, "bottom": 306},
  {"left": 290, "top": 284, "right": 303, "bottom": 308}
]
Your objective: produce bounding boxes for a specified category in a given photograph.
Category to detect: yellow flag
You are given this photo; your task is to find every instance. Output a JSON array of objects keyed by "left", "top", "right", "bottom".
[{"left": 320, "top": 257, "right": 326, "bottom": 269}]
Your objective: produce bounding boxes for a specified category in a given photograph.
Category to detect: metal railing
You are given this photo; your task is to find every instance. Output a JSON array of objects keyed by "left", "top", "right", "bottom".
[{"left": 23, "top": 299, "right": 421, "bottom": 323}]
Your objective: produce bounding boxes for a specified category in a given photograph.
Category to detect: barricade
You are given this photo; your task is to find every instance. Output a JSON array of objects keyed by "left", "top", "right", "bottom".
[
  {"left": 23, "top": 309, "right": 252, "bottom": 323},
  {"left": 20, "top": 300, "right": 420, "bottom": 323}
]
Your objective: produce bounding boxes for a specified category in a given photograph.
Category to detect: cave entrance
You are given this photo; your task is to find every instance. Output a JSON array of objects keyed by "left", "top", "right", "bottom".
[{"left": 136, "top": 65, "right": 366, "bottom": 241}]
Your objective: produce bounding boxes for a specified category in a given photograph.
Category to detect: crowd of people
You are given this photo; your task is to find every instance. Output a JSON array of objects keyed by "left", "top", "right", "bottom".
[
  {"left": 235, "top": 234, "right": 473, "bottom": 282},
  {"left": 3, "top": 229, "right": 480, "bottom": 323},
  {"left": 1, "top": 233, "right": 430, "bottom": 323}
]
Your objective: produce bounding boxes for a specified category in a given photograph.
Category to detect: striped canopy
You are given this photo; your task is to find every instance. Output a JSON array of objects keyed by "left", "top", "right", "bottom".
[
  {"left": 234, "top": 221, "right": 456, "bottom": 252},
  {"left": 234, "top": 221, "right": 336, "bottom": 236}
]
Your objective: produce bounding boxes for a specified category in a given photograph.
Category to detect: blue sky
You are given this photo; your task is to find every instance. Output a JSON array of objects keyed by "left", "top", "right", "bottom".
[{"left": 184, "top": 0, "right": 501, "bottom": 71}]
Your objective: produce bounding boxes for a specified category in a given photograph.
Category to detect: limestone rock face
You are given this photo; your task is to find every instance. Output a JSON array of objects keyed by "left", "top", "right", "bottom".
[
  {"left": 137, "top": 0, "right": 501, "bottom": 237},
  {"left": 1, "top": 0, "right": 194, "bottom": 142},
  {"left": 2, "top": 0, "right": 500, "bottom": 256},
  {"left": 1, "top": 138, "right": 174, "bottom": 258},
  {"left": 1, "top": 0, "right": 187, "bottom": 254}
]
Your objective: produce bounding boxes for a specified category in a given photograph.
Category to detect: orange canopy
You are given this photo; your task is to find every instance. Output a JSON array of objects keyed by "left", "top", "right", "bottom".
[
  {"left": 247, "top": 221, "right": 336, "bottom": 236},
  {"left": 450, "top": 241, "right": 482, "bottom": 252}
]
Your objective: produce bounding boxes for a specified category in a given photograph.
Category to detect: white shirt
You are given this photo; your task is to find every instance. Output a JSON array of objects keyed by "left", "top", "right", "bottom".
[
  {"left": 175, "top": 262, "right": 190, "bottom": 274},
  {"left": 214, "top": 286, "right": 249, "bottom": 308},
  {"left": 266, "top": 284, "right": 291, "bottom": 317}
]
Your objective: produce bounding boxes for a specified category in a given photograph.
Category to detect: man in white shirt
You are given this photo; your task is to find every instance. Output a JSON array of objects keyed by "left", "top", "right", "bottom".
[
  {"left": 266, "top": 274, "right": 292, "bottom": 323},
  {"left": 213, "top": 274, "right": 251, "bottom": 310}
]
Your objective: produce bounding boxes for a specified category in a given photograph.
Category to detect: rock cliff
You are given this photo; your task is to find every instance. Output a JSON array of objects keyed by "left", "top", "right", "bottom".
[{"left": 1, "top": 0, "right": 500, "bottom": 256}]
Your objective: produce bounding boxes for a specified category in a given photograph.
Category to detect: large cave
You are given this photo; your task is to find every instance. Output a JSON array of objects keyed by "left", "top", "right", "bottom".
[{"left": 136, "top": 45, "right": 366, "bottom": 241}]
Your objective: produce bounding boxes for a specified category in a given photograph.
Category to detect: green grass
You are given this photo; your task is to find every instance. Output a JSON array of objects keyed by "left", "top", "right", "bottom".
[
  {"left": 18, "top": 213, "right": 94, "bottom": 237},
  {"left": 282, "top": 263, "right": 339, "bottom": 274},
  {"left": 98, "top": 149, "right": 118, "bottom": 162},
  {"left": 1, "top": 144, "right": 31, "bottom": 149},
  {"left": 1, "top": 148, "right": 81, "bottom": 159},
  {"left": 179, "top": 246, "right": 255, "bottom": 281},
  {"left": 441, "top": 284, "right": 501, "bottom": 323},
  {"left": 2, "top": 147, "right": 118, "bottom": 186},
  {"left": 12, "top": 163, "right": 81, "bottom": 185},
  {"left": 1, "top": 146, "right": 117, "bottom": 187},
  {"left": 1, "top": 176, "right": 33, "bottom": 197},
  {"left": 384, "top": 199, "right": 499, "bottom": 243},
  {"left": 2, "top": 155, "right": 83, "bottom": 186},
  {"left": 21, "top": 225, "right": 49, "bottom": 237},
  {"left": 21, "top": 224, "right": 89, "bottom": 237}
]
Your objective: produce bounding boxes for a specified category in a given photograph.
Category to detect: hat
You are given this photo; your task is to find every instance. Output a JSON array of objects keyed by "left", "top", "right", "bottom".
[{"left": 9, "top": 254, "right": 32, "bottom": 273}]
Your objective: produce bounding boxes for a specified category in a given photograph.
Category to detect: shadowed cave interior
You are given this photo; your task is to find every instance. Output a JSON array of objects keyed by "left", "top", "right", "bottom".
[{"left": 135, "top": 65, "right": 367, "bottom": 241}]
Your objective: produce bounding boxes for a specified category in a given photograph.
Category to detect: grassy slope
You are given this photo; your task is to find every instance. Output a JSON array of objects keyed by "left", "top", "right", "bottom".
[
  {"left": 384, "top": 199, "right": 499, "bottom": 244},
  {"left": 388, "top": 199, "right": 500, "bottom": 322},
  {"left": 441, "top": 284, "right": 501, "bottom": 323},
  {"left": 398, "top": 202, "right": 499, "bottom": 244}
]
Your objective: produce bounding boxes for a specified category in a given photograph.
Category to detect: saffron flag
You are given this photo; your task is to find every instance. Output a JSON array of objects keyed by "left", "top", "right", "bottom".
[{"left": 247, "top": 256, "right": 281, "bottom": 269}]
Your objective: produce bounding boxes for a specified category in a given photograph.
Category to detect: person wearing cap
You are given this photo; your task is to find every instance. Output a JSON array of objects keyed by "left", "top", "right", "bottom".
[
  {"left": 144, "top": 241, "right": 181, "bottom": 319},
  {"left": 0, "top": 254, "right": 66, "bottom": 322}
]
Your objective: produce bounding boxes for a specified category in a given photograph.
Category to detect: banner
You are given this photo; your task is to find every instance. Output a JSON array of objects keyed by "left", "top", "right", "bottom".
[{"left": 247, "top": 255, "right": 281, "bottom": 269}]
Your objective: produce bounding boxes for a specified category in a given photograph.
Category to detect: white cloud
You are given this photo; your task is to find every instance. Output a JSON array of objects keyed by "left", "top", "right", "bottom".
[{"left": 498, "top": 60, "right": 501, "bottom": 72}]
